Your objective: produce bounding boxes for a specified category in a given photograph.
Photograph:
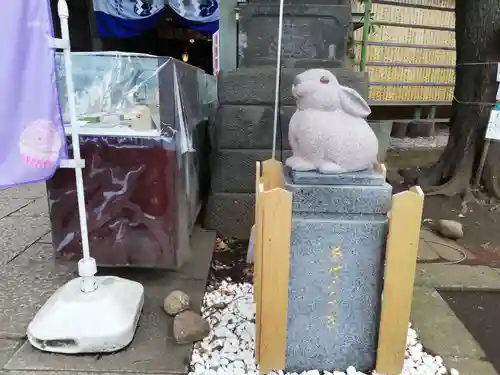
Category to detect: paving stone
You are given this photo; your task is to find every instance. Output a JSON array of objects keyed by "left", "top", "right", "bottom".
[
  {"left": 444, "top": 358, "right": 499, "bottom": 375},
  {"left": 418, "top": 239, "right": 439, "bottom": 261},
  {"left": 0, "top": 216, "right": 50, "bottom": 266},
  {"left": 421, "top": 228, "right": 475, "bottom": 261},
  {"left": 0, "top": 243, "right": 76, "bottom": 339},
  {"left": 0, "top": 184, "right": 46, "bottom": 200},
  {"left": 0, "top": 199, "right": 35, "bottom": 219},
  {"left": 411, "top": 286, "right": 485, "bottom": 359},
  {"left": 37, "top": 232, "right": 52, "bottom": 244},
  {"left": 6, "top": 275, "right": 206, "bottom": 374},
  {"left": 10, "top": 198, "right": 49, "bottom": 218},
  {"left": 415, "top": 264, "right": 500, "bottom": 289},
  {"left": 177, "top": 228, "right": 216, "bottom": 281},
  {"left": 0, "top": 339, "right": 23, "bottom": 368}
]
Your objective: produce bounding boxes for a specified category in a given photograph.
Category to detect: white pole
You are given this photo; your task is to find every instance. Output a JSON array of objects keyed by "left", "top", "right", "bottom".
[
  {"left": 271, "top": 0, "right": 285, "bottom": 160},
  {"left": 58, "top": 0, "right": 97, "bottom": 293}
]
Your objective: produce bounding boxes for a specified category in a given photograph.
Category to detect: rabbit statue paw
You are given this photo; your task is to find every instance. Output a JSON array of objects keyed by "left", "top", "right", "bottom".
[
  {"left": 285, "top": 156, "right": 315, "bottom": 171},
  {"left": 286, "top": 69, "right": 379, "bottom": 174}
]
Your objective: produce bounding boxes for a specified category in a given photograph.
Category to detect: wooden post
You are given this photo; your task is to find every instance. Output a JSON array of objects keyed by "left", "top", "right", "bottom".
[
  {"left": 254, "top": 159, "right": 292, "bottom": 373},
  {"left": 254, "top": 162, "right": 263, "bottom": 362},
  {"left": 258, "top": 187, "right": 292, "bottom": 373},
  {"left": 376, "top": 186, "right": 424, "bottom": 375}
]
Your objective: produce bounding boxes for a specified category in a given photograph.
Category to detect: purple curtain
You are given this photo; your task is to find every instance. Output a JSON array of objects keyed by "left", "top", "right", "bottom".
[{"left": 0, "top": 0, "right": 67, "bottom": 188}]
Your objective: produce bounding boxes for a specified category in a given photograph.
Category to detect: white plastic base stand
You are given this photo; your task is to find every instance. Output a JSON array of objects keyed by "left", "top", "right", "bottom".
[
  {"left": 27, "top": 0, "right": 144, "bottom": 354},
  {"left": 27, "top": 258, "right": 144, "bottom": 354}
]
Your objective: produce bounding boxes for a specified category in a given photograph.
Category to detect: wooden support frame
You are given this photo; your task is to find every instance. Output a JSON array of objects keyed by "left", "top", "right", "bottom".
[
  {"left": 254, "top": 160, "right": 424, "bottom": 375},
  {"left": 376, "top": 186, "right": 424, "bottom": 375},
  {"left": 254, "top": 159, "right": 292, "bottom": 374}
]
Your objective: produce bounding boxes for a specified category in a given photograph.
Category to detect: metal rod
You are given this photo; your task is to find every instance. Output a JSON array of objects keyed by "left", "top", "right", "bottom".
[{"left": 271, "top": 0, "right": 285, "bottom": 160}]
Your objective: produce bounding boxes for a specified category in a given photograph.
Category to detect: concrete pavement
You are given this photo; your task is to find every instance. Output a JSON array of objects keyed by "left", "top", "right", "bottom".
[{"left": 0, "top": 183, "right": 216, "bottom": 375}]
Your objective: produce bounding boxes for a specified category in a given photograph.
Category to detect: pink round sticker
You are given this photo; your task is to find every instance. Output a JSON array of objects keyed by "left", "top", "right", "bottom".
[{"left": 19, "top": 119, "right": 62, "bottom": 169}]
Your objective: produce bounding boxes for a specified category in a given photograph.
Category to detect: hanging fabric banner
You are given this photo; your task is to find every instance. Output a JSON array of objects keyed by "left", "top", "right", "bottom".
[
  {"left": 0, "top": 0, "right": 66, "bottom": 188},
  {"left": 168, "top": 0, "right": 219, "bottom": 36},
  {"left": 93, "top": 0, "right": 219, "bottom": 38},
  {"left": 168, "top": 0, "right": 219, "bottom": 24},
  {"left": 93, "top": 0, "right": 166, "bottom": 38}
]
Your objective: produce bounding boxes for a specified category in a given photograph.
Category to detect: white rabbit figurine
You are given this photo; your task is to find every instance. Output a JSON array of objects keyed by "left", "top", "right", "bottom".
[{"left": 285, "top": 69, "right": 378, "bottom": 174}]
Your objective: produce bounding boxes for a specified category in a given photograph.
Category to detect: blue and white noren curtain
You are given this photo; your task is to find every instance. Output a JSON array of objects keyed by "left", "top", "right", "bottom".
[{"left": 93, "top": 0, "right": 219, "bottom": 38}]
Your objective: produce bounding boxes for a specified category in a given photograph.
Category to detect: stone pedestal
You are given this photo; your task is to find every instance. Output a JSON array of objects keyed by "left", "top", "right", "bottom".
[{"left": 283, "top": 167, "right": 392, "bottom": 372}]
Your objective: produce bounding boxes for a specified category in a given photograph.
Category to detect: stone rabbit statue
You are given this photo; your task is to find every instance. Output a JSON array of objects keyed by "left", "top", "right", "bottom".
[{"left": 285, "top": 69, "right": 378, "bottom": 174}]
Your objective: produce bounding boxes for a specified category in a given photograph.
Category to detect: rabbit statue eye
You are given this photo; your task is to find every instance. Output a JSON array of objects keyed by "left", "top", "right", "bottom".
[{"left": 320, "top": 76, "right": 330, "bottom": 84}]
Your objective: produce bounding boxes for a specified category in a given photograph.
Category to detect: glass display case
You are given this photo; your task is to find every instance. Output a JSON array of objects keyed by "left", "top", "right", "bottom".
[{"left": 47, "top": 52, "right": 216, "bottom": 269}]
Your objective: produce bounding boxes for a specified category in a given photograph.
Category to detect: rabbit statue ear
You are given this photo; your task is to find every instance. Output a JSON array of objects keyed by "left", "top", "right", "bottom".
[{"left": 339, "top": 85, "right": 371, "bottom": 118}]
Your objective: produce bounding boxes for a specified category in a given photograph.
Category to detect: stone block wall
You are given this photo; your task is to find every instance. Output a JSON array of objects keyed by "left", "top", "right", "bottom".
[{"left": 203, "top": 0, "right": 371, "bottom": 238}]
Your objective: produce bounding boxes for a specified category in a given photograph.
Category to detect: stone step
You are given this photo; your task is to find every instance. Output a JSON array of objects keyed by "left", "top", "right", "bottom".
[
  {"left": 238, "top": 4, "right": 352, "bottom": 67},
  {"left": 204, "top": 192, "right": 254, "bottom": 239},
  {"left": 218, "top": 67, "right": 368, "bottom": 105}
]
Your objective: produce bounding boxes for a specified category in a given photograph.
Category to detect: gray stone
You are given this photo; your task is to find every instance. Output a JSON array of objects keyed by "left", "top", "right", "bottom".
[
  {"left": 238, "top": 4, "right": 351, "bottom": 67},
  {"left": 288, "top": 167, "right": 385, "bottom": 186},
  {"left": 218, "top": 68, "right": 368, "bottom": 106},
  {"left": 283, "top": 168, "right": 391, "bottom": 372},
  {"left": 6, "top": 277, "right": 206, "bottom": 373},
  {"left": 285, "top": 173, "right": 392, "bottom": 215},
  {"left": 415, "top": 264, "right": 500, "bottom": 289},
  {"left": 443, "top": 358, "right": 498, "bottom": 375},
  {"left": 390, "top": 121, "right": 408, "bottom": 138},
  {"left": 173, "top": 311, "right": 210, "bottom": 345},
  {"left": 437, "top": 219, "right": 464, "bottom": 240},
  {"left": 163, "top": 290, "right": 191, "bottom": 316},
  {"left": 0, "top": 216, "right": 50, "bottom": 266},
  {"left": 211, "top": 149, "right": 291, "bottom": 193},
  {"left": 411, "top": 286, "right": 485, "bottom": 359},
  {"left": 215, "top": 105, "right": 294, "bottom": 149},
  {"left": 204, "top": 192, "right": 254, "bottom": 239}
]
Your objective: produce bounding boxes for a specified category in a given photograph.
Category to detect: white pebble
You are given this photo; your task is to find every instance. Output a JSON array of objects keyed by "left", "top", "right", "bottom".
[{"left": 190, "top": 281, "right": 454, "bottom": 375}]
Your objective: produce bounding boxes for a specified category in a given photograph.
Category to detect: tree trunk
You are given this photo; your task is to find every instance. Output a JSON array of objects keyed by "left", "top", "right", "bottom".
[{"left": 419, "top": 0, "right": 500, "bottom": 199}]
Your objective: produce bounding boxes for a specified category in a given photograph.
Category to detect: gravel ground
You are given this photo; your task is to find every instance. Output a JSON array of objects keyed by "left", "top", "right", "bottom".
[{"left": 189, "top": 279, "right": 459, "bottom": 375}]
